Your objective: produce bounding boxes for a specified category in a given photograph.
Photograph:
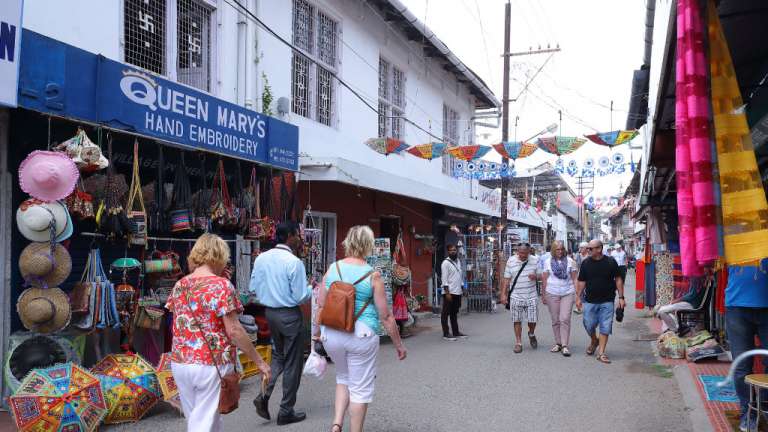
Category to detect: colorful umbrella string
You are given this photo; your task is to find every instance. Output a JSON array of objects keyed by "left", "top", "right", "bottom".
[
  {"left": 708, "top": 1, "right": 768, "bottom": 266},
  {"left": 406, "top": 142, "right": 447, "bottom": 160},
  {"left": 492, "top": 141, "right": 538, "bottom": 159},
  {"left": 584, "top": 130, "right": 639, "bottom": 147},
  {"left": 445, "top": 145, "right": 492, "bottom": 161},
  {"left": 365, "top": 137, "right": 409, "bottom": 155},
  {"left": 536, "top": 136, "right": 587, "bottom": 156}
]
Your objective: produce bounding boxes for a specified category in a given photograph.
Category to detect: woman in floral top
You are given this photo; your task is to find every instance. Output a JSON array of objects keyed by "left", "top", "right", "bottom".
[{"left": 167, "top": 233, "right": 270, "bottom": 432}]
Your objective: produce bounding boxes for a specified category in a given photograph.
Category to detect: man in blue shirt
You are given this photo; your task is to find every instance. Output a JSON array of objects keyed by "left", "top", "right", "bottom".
[
  {"left": 250, "top": 222, "right": 311, "bottom": 425},
  {"left": 725, "top": 259, "right": 768, "bottom": 432}
]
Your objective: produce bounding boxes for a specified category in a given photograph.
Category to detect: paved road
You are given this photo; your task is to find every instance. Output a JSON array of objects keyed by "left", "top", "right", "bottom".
[{"left": 111, "top": 273, "right": 692, "bottom": 432}]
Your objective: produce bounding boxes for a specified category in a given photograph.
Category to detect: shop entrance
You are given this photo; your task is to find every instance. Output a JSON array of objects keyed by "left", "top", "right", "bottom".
[{"left": 380, "top": 216, "right": 402, "bottom": 257}]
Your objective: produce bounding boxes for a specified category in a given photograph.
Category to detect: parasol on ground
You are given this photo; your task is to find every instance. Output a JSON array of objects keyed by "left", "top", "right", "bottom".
[
  {"left": 536, "top": 136, "right": 587, "bottom": 156},
  {"left": 91, "top": 353, "right": 162, "bottom": 424},
  {"left": 9, "top": 362, "right": 108, "bottom": 432},
  {"left": 492, "top": 141, "right": 538, "bottom": 159},
  {"left": 584, "top": 130, "right": 639, "bottom": 147},
  {"left": 156, "top": 353, "right": 182, "bottom": 411},
  {"left": 445, "top": 145, "right": 492, "bottom": 161},
  {"left": 365, "top": 137, "right": 409, "bottom": 155},
  {"left": 406, "top": 142, "right": 447, "bottom": 160}
]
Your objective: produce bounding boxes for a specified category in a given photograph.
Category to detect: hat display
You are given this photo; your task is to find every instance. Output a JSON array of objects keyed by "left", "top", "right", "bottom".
[
  {"left": 16, "top": 287, "right": 71, "bottom": 334},
  {"left": 16, "top": 199, "right": 73, "bottom": 242},
  {"left": 19, "top": 242, "right": 72, "bottom": 288},
  {"left": 5, "top": 334, "right": 68, "bottom": 391},
  {"left": 18, "top": 150, "right": 79, "bottom": 202}
]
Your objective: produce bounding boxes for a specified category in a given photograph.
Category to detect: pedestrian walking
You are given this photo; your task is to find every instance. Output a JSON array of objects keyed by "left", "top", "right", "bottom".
[
  {"left": 316, "top": 226, "right": 407, "bottom": 432},
  {"left": 541, "top": 240, "right": 578, "bottom": 357},
  {"left": 250, "top": 222, "right": 312, "bottom": 425},
  {"left": 573, "top": 242, "right": 590, "bottom": 315},
  {"left": 441, "top": 244, "right": 466, "bottom": 341},
  {"left": 167, "top": 233, "right": 271, "bottom": 432},
  {"left": 611, "top": 244, "right": 628, "bottom": 285},
  {"left": 575, "top": 239, "right": 625, "bottom": 364},
  {"left": 499, "top": 243, "right": 539, "bottom": 353}
]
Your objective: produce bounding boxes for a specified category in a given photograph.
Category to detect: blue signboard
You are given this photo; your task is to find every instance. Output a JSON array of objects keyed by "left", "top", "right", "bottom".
[{"left": 17, "top": 30, "right": 298, "bottom": 170}]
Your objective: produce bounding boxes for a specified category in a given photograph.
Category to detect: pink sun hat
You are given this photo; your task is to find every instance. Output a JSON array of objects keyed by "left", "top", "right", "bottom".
[{"left": 18, "top": 150, "right": 79, "bottom": 202}]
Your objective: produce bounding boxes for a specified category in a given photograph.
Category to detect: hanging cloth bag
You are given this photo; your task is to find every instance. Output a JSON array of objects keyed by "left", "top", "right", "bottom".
[
  {"left": 210, "top": 160, "right": 239, "bottom": 230},
  {"left": 246, "top": 168, "right": 268, "bottom": 239},
  {"left": 93, "top": 249, "right": 121, "bottom": 329},
  {"left": 194, "top": 154, "right": 212, "bottom": 232},
  {"left": 170, "top": 152, "right": 193, "bottom": 233},
  {"left": 126, "top": 140, "right": 148, "bottom": 245},
  {"left": 65, "top": 179, "right": 95, "bottom": 221},
  {"left": 392, "top": 234, "right": 411, "bottom": 286},
  {"left": 393, "top": 287, "right": 409, "bottom": 321},
  {"left": 70, "top": 248, "right": 96, "bottom": 314}
]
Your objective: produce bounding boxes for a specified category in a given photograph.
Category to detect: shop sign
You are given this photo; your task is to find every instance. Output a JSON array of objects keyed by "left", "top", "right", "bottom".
[
  {"left": 507, "top": 227, "right": 529, "bottom": 243},
  {"left": 0, "top": 0, "right": 23, "bottom": 107},
  {"left": 17, "top": 31, "right": 298, "bottom": 171},
  {"left": 479, "top": 189, "right": 545, "bottom": 228}
]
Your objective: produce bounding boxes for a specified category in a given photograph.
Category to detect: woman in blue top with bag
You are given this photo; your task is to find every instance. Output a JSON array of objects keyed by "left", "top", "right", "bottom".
[{"left": 316, "top": 225, "right": 407, "bottom": 432}]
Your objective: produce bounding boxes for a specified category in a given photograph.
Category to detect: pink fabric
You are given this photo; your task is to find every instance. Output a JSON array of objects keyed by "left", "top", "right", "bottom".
[
  {"left": 675, "top": 0, "right": 717, "bottom": 276},
  {"left": 545, "top": 293, "right": 575, "bottom": 347}
]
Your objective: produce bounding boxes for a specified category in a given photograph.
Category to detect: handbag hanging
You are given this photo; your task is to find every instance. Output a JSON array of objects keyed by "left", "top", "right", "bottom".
[
  {"left": 65, "top": 179, "right": 95, "bottom": 221},
  {"left": 70, "top": 248, "right": 96, "bottom": 314},
  {"left": 210, "top": 160, "right": 240, "bottom": 231},
  {"left": 126, "top": 140, "right": 148, "bottom": 245},
  {"left": 193, "top": 154, "right": 212, "bottom": 232},
  {"left": 99, "top": 135, "right": 135, "bottom": 239},
  {"left": 93, "top": 249, "right": 121, "bottom": 329},
  {"left": 170, "top": 152, "right": 193, "bottom": 233},
  {"left": 392, "top": 234, "right": 411, "bottom": 286}
]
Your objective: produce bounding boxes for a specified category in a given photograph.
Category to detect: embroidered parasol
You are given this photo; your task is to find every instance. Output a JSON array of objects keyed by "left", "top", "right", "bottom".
[
  {"left": 584, "top": 130, "right": 639, "bottom": 147},
  {"left": 445, "top": 145, "right": 492, "bottom": 161},
  {"left": 156, "top": 352, "right": 182, "bottom": 411},
  {"left": 536, "top": 136, "right": 587, "bottom": 156},
  {"left": 365, "top": 137, "right": 409, "bottom": 155},
  {"left": 492, "top": 141, "right": 538, "bottom": 159},
  {"left": 406, "top": 142, "right": 447, "bottom": 160},
  {"left": 91, "top": 353, "right": 162, "bottom": 424},
  {"left": 9, "top": 362, "right": 108, "bottom": 432}
]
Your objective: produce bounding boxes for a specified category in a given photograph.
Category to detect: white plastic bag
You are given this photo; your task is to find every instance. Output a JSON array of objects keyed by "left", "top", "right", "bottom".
[{"left": 302, "top": 350, "right": 327, "bottom": 378}]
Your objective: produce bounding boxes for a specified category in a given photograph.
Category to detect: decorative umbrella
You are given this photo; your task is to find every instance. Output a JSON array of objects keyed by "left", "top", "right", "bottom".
[
  {"left": 406, "top": 142, "right": 447, "bottom": 160},
  {"left": 156, "top": 353, "right": 182, "bottom": 411},
  {"left": 445, "top": 145, "right": 492, "bottom": 161},
  {"left": 9, "top": 362, "right": 107, "bottom": 432},
  {"left": 365, "top": 137, "right": 409, "bottom": 155},
  {"left": 91, "top": 353, "right": 162, "bottom": 424},
  {"left": 584, "top": 129, "right": 639, "bottom": 147},
  {"left": 536, "top": 136, "right": 587, "bottom": 156},
  {"left": 492, "top": 141, "right": 538, "bottom": 159}
]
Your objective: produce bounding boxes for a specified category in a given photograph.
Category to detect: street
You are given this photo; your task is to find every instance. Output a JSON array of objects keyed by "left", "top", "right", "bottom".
[{"left": 109, "top": 274, "right": 693, "bottom": 432}]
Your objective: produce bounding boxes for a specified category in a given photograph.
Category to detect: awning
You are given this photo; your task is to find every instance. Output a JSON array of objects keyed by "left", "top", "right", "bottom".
[{"left": 299, "top": 157, "right": 547, "bottom": 228}]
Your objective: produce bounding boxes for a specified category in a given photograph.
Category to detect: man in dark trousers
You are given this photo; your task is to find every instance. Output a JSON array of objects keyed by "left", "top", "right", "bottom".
[
  {"left": 441, "top": 244, "right": 466, "bottom": 341},
  {"left": 250, "top": 222, "right": 311, "bottom": 425}
]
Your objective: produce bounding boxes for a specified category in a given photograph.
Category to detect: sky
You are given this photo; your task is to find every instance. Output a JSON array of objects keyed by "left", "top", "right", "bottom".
[{"left": 400, "top": 0, "right": 647, "bottom": 202}]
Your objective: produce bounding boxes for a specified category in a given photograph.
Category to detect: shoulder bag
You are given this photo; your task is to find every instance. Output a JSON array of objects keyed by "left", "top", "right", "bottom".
[
  {"left": 392, "top": 235, "right": 411, "bottom": 286},
  {"left": 318, "top": 262, "right": 374, "bottom": 333},
  {"left": 126, "top": 140, "right": 148, "bottom": 245},
  {"left": 181, "top": 280, "right": 240, "bottom": 414},
  {"left": 505, "top": 260, "right": 528, "bottom": 311}
]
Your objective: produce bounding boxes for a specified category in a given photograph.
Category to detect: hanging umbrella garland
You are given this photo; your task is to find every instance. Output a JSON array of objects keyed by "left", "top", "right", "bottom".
[
  {"left": 9, "top": 362, "right": 108, "bottom": 432},
  {"left": 364, "top": 137, "right": 409, "bottom": 155},
  {"left": 536, "top": 136, "right": 587, "bottom": 156},
  {"left": 91, "top": 353, "right": 162, "bottom": 424},
  {"left": 406, "top": 142, "right": 447, "bottom": 160},
  {"left": 492, "top": 141, "right": 538, "bottom": 159},
  {"left": 446, "top": 145, "right": 492, "bottom": 161},
  {"left": 584, "top": 129, "right": 639, "bottom": 147}
]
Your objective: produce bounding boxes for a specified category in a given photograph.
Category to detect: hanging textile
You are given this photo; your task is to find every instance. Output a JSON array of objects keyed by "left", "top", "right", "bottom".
[
  {"left": 715, "top": 268, "right": 727, "bottom": 315},
  {"left": 644, "top": 259, "right": 657, "bottom": 308},
  {"left": 635, "top": 258, "right": 645, "bottom": 310},
  {"left": 492, "top": 141, "right": 538, "bottom": 159},
  {"left": 708, "top": 1, "right": 768, "bottom": 265},
  {"left": 536, "top": 136, "right": 586, "bottom": 156},
  {"left": 672, "top": 254, "right": 689, "bottom": 299},
  {"left": 675, "top": 0, "right": 718, "bottom": 276},
  {"left": 655, "top": 252, "right": 675, "bottom": 306}
]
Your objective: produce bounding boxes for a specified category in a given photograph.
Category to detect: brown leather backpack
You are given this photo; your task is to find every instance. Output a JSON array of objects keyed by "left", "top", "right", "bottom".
[{"left": 319, "top": 262, "right": 374, "bottom": 333}]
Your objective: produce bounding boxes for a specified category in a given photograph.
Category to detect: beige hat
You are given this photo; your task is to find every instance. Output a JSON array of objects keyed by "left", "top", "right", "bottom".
[
  {"left": 19, "top": 243, "right": 72, "bottom": 288},
  {"left": 16, "top": 199, "right": 73, "bottom": 242},
  {"left": 16, "top": 287, "right": 71, "bottom": 334}
]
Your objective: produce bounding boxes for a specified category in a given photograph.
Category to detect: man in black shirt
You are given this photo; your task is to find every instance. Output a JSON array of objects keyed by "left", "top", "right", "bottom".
[{"left": 575, "top": 239, "right": 625, "bottom": 364}]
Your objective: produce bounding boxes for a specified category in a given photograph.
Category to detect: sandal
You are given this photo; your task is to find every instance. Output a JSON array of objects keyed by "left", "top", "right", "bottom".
[
  {"left": 550, "top": 344, "right": 562, "bottom": 353},
  {"left": 528, "top": 333, "right": 538, "bottom": 349},
  {"left": 331, "top": 424, "right": 342, "bottom": 432},
  {"left": 596, "top": 352, "right": 611, "bottom": 364},
  {"left": 586, "top": 342, "right": 598, "bottom": 356},
  {"left": 562, "top": 347, "right": 571, "bottom": 357},
  {"left": 514, "top": 344, "right": 523, "bottom": 353}
]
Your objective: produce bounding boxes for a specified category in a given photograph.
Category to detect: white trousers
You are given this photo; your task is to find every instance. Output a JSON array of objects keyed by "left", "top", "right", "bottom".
[
  {"left": 171, "top": 362, "right": 234, "bottom": 432},
  {"left": 657, "top": 301, "right": 694, "bottom": 332},
  {"left": 322, "top": 324, "right": 380, "bottom": 404}
]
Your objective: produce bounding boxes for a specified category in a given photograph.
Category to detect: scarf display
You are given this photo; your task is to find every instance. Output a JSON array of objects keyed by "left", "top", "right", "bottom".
[
  {"left": 675, "top": 0, "right": 718, "bottom": 276},
  {"left": 707, "top": 0, "right": 768, "bottom": 265},
  {"left": 550, "top": 256, "right": 569, "bottom": 280}
]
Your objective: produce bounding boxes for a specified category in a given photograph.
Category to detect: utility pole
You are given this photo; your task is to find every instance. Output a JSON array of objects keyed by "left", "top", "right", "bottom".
[{"left": 500, "top": 0, "right": 511, "bottom": 246}]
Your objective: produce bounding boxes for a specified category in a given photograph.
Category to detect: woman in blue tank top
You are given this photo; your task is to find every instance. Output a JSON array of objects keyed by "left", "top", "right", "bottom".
[{"left": 316, "top": 225, "right": 407, "bottom": 432}]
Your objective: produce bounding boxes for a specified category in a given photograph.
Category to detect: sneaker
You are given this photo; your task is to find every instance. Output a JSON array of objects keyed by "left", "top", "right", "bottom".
[
  {"left": 443, "top": 335, "right": 458, "bottom": 341},
  {"left": 454, "top": 333, "right": 469, "bottom": 339},
  {"left": 739, "top": 413, "right": 758, "bottom": 432},
  {"left": 528, "top": 333, "right": 538, "bottom": 349}
]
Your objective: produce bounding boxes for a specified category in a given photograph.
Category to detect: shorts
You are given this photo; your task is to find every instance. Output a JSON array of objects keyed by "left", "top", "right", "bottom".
[
  {"left": 322, "top": 327, "right": 380, "bottom": 404},
  {"left": 510, "top": 297, "right": 538, "bottom": 323},
  {"left": 582, "top": 301, "right": 615, "bottom": 335}
]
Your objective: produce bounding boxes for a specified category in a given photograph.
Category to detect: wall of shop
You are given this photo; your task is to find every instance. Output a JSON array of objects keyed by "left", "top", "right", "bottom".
[{"left": 298, "top": 181, "right": 435, "bottom": 299}]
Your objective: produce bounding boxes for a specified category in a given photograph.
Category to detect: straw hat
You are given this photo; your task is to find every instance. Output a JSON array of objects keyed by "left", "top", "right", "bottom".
[
  {"left": 19, "top": 242, "right": 72, "bottom": 288},
  {"left": 16, "top": 287, "right": 71, "bottom": 334},
  {"left": 16, "top": 199, "right": 73, "bottom": 242},
  {"left": 18, "top": 150, "right": 79, "bottom": 202}
]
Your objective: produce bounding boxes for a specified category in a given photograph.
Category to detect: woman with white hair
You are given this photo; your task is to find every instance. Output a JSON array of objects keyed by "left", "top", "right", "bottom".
[
  {"left": 316, "top": 225, "right": 407, "bottom": 432},
  {"left": 541, "top": 240, "right": 579, "bottom": 356}
]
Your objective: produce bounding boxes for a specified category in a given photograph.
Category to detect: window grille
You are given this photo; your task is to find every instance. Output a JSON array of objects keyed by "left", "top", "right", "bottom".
[
  {"left": 177, "top": 0, "right": 211, "bottom": 91},
  {"left": 292, "top": 54, "right": 311, "bottom": 117},
  {"left": 124, "top": 0, "right": 166, "bottom": 75},
  {"left": 378, "top": 58, "right": 405, "bottom": 139},
  {"left": 379, "top": 58, "right": 389, "bottom": 100},
  {"left": 391, "top": 108, "right": 403, "bottom": 140},
  {"left": 442, "top": 104, "right": 460, "bottom": 175},
  {"left": 293, "top": 0, "right": 313, "bottom": 52},
  {"left": 317, "top": 11, "right": 337, "bottom": 67},
  {"left": 316, "top": 66, "right": 334, "bottom": 126},
  {"left": 378, "top": 101, "right": 388, "bottom": 139},
  {"left": 392, "top": 68, "right": 405, "bottom": 108}
]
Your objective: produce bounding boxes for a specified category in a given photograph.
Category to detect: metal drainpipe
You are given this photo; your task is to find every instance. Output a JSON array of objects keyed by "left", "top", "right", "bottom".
[
  {"left": 643, "top": 0, "right": 656, "bottom": 67},
  {"left": 244, "top": 0, "right": 256, "bottom": 110},
  {"left": 237, "top": 4, "right": 247, "bottom": 107}
]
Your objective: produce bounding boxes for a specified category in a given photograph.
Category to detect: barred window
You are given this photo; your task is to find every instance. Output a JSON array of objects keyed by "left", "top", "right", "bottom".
[
  {"left": 124, "top": 0, "right": 166, "bottom": 75},
  {"left": 442, "top": 104, "right": 460, "bottom": 175},
  {"left": 291, "top": 0, "right": 339, "bottom": 126},
  {"left": 177, "top": 0, "right": 212, "bottom": 91},
  {"left": 378, "top": 57, "right": 406, "bottom": 139}
]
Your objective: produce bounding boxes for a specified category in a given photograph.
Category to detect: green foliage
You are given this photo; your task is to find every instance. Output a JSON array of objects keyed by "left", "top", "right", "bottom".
[{"left": 261, "top": 72, "right": 273, "bottom": 116}]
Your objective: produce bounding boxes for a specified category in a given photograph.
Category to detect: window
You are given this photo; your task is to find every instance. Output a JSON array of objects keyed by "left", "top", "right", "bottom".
[
  {"left": 291, "top": 0, "right": 340, "bottom": 127},
  {"left": 378, "top": 57, "right": 406, "bottom": 139},
  {"left": 124, "top": 0, "right": 214, "bottom": 92},
  {"left": 442, "top": 104, "right": 460, "bottom": 174}
]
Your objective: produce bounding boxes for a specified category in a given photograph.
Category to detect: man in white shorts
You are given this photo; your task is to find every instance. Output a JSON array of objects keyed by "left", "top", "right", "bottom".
[{"left": 500, "top": 243, "right": 539, "bottom": 353}]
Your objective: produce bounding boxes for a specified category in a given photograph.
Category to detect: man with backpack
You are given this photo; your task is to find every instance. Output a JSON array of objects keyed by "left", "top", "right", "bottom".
[{"left": 441, "top": 244, "right": 466, "bottom": 341}]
